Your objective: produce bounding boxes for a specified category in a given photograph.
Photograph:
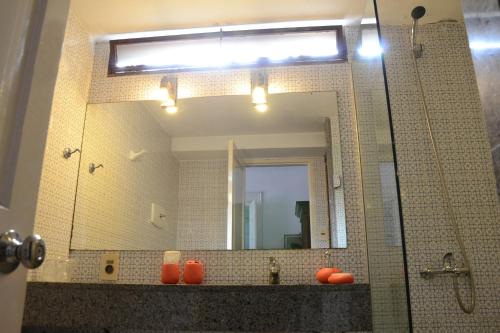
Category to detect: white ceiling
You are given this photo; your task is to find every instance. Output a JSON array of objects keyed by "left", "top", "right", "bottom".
[
  {"left": 72, "top": 0, "right": 464, "bottom": 39},
  {"left": 140, "top": 91, "right": 338, "bottom": 138},
  {"left": 71, "top": 0, "right": 366, "bottom": 38}
]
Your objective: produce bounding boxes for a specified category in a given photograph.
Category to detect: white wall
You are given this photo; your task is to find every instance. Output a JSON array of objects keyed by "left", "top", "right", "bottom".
[
  {"left": 32, "top": 6, "right": 94, "bottom": 260},
  {"left": 246, "top": 166, "right": 309, "bottom": 249}
]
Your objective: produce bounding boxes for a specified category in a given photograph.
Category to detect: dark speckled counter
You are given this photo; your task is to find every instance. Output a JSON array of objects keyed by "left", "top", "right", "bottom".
[{"left": 22, "top": 282, "right": 371, "bottom": 333}]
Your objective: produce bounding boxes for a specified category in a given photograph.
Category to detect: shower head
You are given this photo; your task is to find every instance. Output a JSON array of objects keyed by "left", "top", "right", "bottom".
[
  {"left": 411, "top": 6, "right": 426, "bottom": 58},
  {"left": 411, "top": 6, "right": 426, "bottom": 20}
]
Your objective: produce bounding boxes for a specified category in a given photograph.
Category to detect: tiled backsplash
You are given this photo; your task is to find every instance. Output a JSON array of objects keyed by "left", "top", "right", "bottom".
[{"left": 66, "top": 248, "right": 367, "bottom": 285}]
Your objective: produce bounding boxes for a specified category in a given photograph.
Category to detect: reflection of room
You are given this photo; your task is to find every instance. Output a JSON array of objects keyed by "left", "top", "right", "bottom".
[{"left": 70, "top": 92, "right": 344, "bottom": 251}]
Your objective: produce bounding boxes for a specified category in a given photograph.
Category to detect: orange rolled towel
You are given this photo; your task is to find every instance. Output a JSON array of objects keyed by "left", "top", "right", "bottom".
[
  {"left": 316, "top": 267, "right": 343, "bottom": 284},
  {"left": 328, "top": 272, "right": 354, "bottom": 284}
]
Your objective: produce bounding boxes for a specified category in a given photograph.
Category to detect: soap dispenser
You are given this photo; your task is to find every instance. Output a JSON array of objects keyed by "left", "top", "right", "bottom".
[{"left": 269, "top": 257, "right": 280, "bottom": 285}]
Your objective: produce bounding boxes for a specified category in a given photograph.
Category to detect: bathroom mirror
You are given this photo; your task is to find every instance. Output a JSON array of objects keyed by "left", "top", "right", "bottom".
[{"left": 70, "top": 91, "right": 346, "bottom": 250}]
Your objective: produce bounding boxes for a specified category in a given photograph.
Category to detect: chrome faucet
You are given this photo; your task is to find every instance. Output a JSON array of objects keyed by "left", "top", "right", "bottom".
[
  {"left": 420, "top": 252, "right": 470, "bottom": 280},
  {"left": 269, "top": 257, "right": 280, "bottom": 285}
]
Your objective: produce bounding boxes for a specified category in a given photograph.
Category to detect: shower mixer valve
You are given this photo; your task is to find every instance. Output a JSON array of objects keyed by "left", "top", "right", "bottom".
[{"left": 420, "top": 252, "right": 470, "bottom": 280}]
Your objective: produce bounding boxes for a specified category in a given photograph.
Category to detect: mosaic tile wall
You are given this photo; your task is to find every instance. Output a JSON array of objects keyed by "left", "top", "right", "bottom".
[
  {"left": 32, "top": 7, "right": 94, "bottom": 260},
  {"left": 176, "top": 160, "right": 228, "bottom": 250},
  {"left": 380, "top": 22, "right": 500, "bottom": 332},
  {"left": 70, "top": 103, "right": 179, "bottom": 250}
]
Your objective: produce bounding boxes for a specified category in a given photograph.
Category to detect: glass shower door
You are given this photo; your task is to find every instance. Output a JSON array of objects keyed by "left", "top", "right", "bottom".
[{"left": 351, "top": 1, "right": 411, "bottom": 331}]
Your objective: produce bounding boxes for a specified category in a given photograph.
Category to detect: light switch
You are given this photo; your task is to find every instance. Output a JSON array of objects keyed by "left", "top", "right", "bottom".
[
  {"left": 100, "top": 253, "right": 119, "bottom": 281},
  {"left": 150, "top": 203, "right": 167, "bottom": 229}
]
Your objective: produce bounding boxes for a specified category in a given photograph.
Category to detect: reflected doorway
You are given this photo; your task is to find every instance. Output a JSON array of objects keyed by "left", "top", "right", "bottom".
[{"left": 243, "top": 165, "right": 311, "bottom": 250}]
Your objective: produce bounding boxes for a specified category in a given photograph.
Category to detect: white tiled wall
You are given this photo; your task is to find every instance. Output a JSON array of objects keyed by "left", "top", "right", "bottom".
[
  {"left": 176, "top": 160, "right": 228, "bottom": 250},
  {"left": 70, "top": 103, "right": 179, "bottom": 250},
  {"left": 32, "top": 6, "right": 94, "bottom": 260}
]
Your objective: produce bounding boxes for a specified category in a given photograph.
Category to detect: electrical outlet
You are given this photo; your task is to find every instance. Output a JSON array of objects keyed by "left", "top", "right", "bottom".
[{"left": 100, "top": 253, "right": 119, "bottom": 281}]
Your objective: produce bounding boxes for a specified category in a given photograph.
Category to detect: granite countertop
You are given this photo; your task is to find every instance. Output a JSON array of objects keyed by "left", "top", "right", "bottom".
[
  {"left": 26, "top": 281, "right": 366, "bottom": 291},
  {"left": 23, "top": 282, "right": 371, "bottom": 333}
]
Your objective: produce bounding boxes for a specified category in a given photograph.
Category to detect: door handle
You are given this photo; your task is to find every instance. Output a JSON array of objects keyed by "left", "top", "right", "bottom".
[{"left": 0, "top": 230, "right": 46, "bottom": 274}]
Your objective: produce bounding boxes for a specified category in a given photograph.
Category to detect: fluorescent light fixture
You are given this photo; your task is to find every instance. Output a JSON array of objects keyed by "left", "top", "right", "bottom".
[
  {"left": 160, "top": 77, "right": 178, "bottom": 113},
  {"left": 358, "top": 29, "right": 383, "bottom": 58},
  {"left": 469, "top": 41, "right": 500, "bottom": 50},
  {"left": 115, "top": 31, "right": 339, "bottom": 69},
  {"left": 109, "top": 23, "right": 345, "bottom": 74}
]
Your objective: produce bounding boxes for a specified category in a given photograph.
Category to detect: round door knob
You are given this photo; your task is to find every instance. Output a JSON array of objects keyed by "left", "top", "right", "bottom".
[
  {"left": 19, "top": 235, "right": 45, "bottom": 269},
  {"left": 0, "top": 230, "right": 46, "bottom": 274}
]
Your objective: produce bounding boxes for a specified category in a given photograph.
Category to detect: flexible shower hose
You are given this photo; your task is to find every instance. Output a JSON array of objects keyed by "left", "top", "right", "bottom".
[{"left": 410, "top": 42, "right": 476, "bottom": 314}]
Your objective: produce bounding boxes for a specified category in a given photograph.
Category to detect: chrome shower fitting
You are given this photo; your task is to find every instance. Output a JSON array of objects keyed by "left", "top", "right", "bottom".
[
  {"left": 411, "top": 6, "right": 426, "bottom": 58},
  {"left": 420, "top": 253, "right": 470, "bottom": 280}
]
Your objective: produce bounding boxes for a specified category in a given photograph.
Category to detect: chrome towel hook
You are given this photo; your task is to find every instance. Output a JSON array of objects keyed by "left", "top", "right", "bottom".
[
  {"left": 89, "top": 163, "right": 103, "bottom": 174},
  {"left": 63, "top": 148, "right": 80, "bottom": 159}
]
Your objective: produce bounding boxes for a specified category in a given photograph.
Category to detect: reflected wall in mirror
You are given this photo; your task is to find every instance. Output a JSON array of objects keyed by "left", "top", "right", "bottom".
[{"left": 70, "top": 91, "right": 346, "bottom": 250}]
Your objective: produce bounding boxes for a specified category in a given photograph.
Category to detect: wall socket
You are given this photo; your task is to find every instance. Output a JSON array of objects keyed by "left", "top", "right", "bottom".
[{"left": 100, "top": 253, "right": 119, "bottom": 281}]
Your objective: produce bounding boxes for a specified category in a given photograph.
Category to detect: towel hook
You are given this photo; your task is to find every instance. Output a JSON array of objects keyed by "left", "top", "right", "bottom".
[
  {"left": 89, "top": 163, "right": 103, "bottom": 174},
  {"left": 63, "top": 148, "right": 80, "bottom": 159}
]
